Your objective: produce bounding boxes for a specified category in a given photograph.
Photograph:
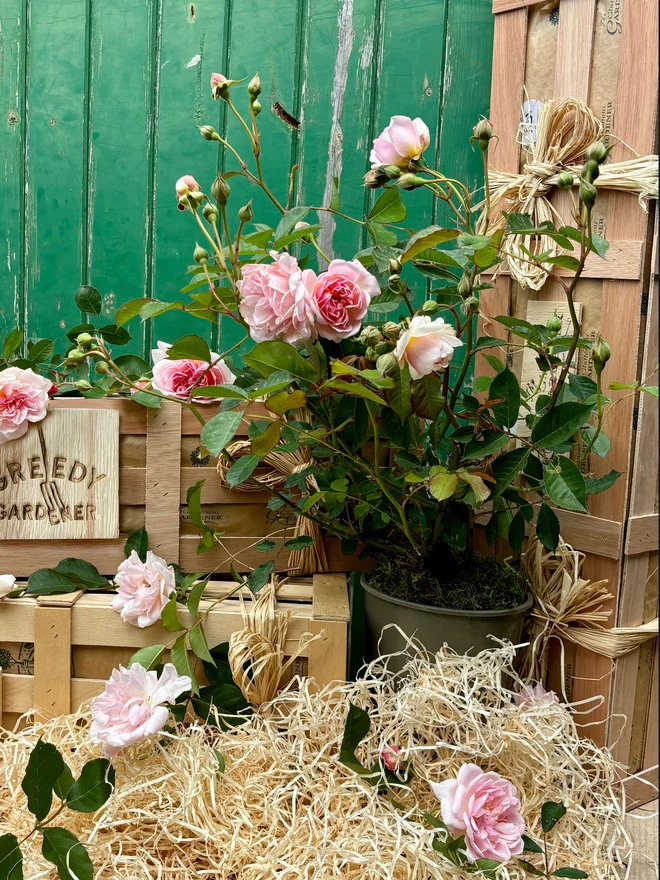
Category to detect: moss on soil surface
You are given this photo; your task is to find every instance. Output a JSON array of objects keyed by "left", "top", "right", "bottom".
[{"left": 366, "top": 550, "right": 528, "bottom": 612}]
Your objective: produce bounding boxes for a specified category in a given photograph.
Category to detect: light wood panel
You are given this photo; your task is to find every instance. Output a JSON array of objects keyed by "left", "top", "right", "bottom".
[
  {"left": 145, "top": 401, "right": 182, "bottom": 562},
  {"left": 485, "top": 240, "right": 644, "bottom": 280},
  {"left": 33, "top": 606, "right": 72, "bottom": 718}
]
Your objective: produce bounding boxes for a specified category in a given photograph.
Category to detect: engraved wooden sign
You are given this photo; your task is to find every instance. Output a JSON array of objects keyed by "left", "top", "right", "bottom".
[{"left": 0, "top": 408, "right": 119, "bottom": 540}]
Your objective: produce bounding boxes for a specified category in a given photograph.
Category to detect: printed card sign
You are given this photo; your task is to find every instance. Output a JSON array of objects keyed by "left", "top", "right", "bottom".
[{"left": 0, "top": 408, "right": 119, "bottom": 540}]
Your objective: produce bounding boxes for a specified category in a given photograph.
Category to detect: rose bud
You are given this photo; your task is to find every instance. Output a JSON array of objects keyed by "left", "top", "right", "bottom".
[
  {"left": 202, "top": 203, "right": 218, "bottom": 223},
  {"left": 199, "top": 125, "right": 220, "bottom": 142},
  {"left": 472, "top": 117, "right": 495, "bottom": 152},
  {"left": 194, "top": 244, "right": 209, "bottom": 265},
  {"left": 251, "top": 99, "right": 262, "bottom": 116},
  {"left": 578, "top": 178, "right": 597, "bottom": 208},
  {"left": 76, "top": 332, "right": 93, "bottom": 348},
  {"left": 376, "top": 352, "right": 399, "bottom": 377},
  {"left": 585, "top": 139, "right": 608, "bottom": 164},
  {"left": 457, "top": 275, "right": 471, "bottom": 298},
  {"left": 462, "top": 296, "right": 480, "bottom": 315},
  {"left": 397, "top": 173, "right": 426, "bottom": 190},
  {"left": 211, "top": 173, "right": 231, "bottom": 206},
  {"left": 421, "top": 298, "right": 440, "bottom": 315},
  {"left": 47, "top": 384, "right": 58, "bottom": 397},
  {"left": 67, "top": 349, "right": 85, "bottom": 363},
  {"left": 363, "top": 169, "right": 387, "bottom": 189},
  {"left": 592, "top": 338, "right": 611, "bottom": 372},
  {"left": 382, "top": 164, "right": 403, "bottom": 179},
  {"left": 365, "top": 346, "right": 377, "bottom": 361},
  {"left": 238, "top": 201, "right": 253, "bottom": 223},
  {"left": 388, "top": 257, "right": 403, "bottom": 276},
  {"left": 95, "top": 361, "right": 109, "bottom": 374},
  {"left": 374, "top": 341, "right": 388, "bottom": 355},
  {"left": 557, "top": 171, "right": 574, "bottom": 191},
  {"left": 248, "top": 73, "right": 261, "bottom": 97},
  {"left": 75, "top": 379, "right": 92, "bottom": 391},
  {"left": 360, "top": 326, "right": 382, "bottom": 346},
  {"left": 210, "top": 72, "right": 229, "bottom": 99},
  {"left": 175, "top": 175, "right": 202, "bottom": 210},
  {"left": 382, "top": 321, "right": 400, "bottom": 340},
  {"left": 381, "top": 744, "right": 403, "bottom": 772},
  {"left": 546, "top": 312, "right": 562, "bottom": 337}
]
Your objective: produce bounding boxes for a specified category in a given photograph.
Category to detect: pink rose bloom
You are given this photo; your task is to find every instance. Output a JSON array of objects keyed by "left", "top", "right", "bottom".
[
  {"left": 175, "top": 175, "right": 200, "bottom": 201},
  {"left": 381, "top": 743, "right": 403, "bottom": 772},
  {"left": 0, "top": 367, "right": 52, "bottom": 445},
  {"left": 513, "top": 682, "right": 559, "bottom": 708},
  {"left": 210, "top": 72, "right": 228, "bottom": 98},
  {"left": 309, "top": 260, "right": 378, "bottom": 343},
  {"left": 90, "top": 663, "right": 191, "bottom": 758},
  {"left": 370, "top": 115, "right": 430, "bottom": 169},
  {"left": 394, "top": 315, "right": 463, "bottom": 380},
  {"left": 111, "top": 550, "right": 176, "bottom": 628},
  {"left": 151, "top": 340, "right": 236, "bottom": 403},
  {"left": 237, "top": 251, "right": 317, "bottom": 346},
  {"left": 431, "top": 764, "right": 525, "bottom": 863}
]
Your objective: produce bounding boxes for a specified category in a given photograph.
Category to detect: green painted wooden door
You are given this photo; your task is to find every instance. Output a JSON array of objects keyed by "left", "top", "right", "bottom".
[{"left": 0, "top": 0, "right": 492, "bottom": 356}]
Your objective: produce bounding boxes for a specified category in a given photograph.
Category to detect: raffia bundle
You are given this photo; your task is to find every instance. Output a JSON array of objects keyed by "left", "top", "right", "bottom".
[
  {"left": 518, "top": 533, "right": 658, "bottom": 688},
  {"left": 216, "top": 408, "right": 328, "bottom": 575},
  {"left": 485, "top": 97, "right": 658, "bottom": 289},
  {"left": 0, "top": 641, "right": 639, "bottom": 879}
]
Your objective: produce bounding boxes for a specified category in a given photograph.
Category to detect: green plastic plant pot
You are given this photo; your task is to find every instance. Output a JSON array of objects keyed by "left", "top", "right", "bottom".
[{"left": 361, "top": 573, "right": 533, "bottom": 671}]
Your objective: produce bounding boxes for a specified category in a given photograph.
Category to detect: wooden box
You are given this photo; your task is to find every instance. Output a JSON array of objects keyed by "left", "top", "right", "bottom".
[{"left": 0, "top": 573, "right": 350, "bottom": 730}]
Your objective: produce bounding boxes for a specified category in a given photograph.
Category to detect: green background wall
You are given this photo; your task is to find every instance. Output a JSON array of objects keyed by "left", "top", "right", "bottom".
[{"left": 0, "top": 0, "right": 493, "bottom": 358}]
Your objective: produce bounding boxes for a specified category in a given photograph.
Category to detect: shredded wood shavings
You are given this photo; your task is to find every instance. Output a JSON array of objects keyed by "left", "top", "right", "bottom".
[{"left": 0, "top": 641, "right": 638, "bottom": 879}]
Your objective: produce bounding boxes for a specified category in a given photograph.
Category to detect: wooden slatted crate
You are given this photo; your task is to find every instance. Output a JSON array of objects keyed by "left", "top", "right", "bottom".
[
  {"left": 481, "top": 0, "right": 658, "bottom": 800},
  {"left": 0, "top": 573, "right": 349, "bottom": 730}
]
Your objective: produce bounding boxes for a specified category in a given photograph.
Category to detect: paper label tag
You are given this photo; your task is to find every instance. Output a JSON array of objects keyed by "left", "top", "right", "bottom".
[{"left": 518, "top": 99, "right": 544, "bottom": 146}]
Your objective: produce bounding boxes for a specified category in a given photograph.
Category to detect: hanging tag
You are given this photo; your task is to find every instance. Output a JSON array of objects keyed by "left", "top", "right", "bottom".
[{"left": 518, "top": 99, "right": 543, "bottom": 146}]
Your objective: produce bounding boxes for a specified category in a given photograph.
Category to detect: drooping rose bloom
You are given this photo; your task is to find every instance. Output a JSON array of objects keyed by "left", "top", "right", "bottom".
[
  {"left": 237, "top": 251, "right": 317, "bottom": 345},
  {"left": 0, "top": 367, "right": 52, "bottom": 445},
  {"left": 151, "top": 341, "right": 235, "bottom": 402},
  {"left": 370, "top": 116, "right": 430, "bottom": 169},
  {"left": 513, "top": 681, "right": 559, "bottom": 708},
  {"left": 431, "top": 764, "right": 525, "bottom": 863},
  {"left": 381, "top": 743, "right": 403, "bottom": 772},
  {"left": 394, "top": 315, "right": 463, "bottom": 379},
  {"left": 309, "top": 260, "right": 378, "bottom": 343},
  {"left": 175, "top": 175, "right": 200, "bottom": 202},
  {"left": 210, "top": 72, "right": 228, "bottom": 98},
  {"left": 90, "top": 663, "right": 191, "bottom": 758},
  {"left": 111, "top": 550, "right": 176, "bottom": 628}
]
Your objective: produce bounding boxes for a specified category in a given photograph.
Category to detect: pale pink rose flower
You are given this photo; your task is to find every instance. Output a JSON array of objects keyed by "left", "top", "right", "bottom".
[
  {"left": 0, "top": 367, "right": 52, "bottom": 445},
  {"left": 309, "top": 260, "right": 378, "bottom": 343},
  {"left": 90, "top": 663, "right": 191, "bottom": 758},
  {"left": 431, "top": 764, "right": 525, "bottom": 863},
  {"left": 151, "top": 341, "right": 236, "bottom": 403},
  {"left": 210, "top": 72, "right": 228, "bottom": 98},
  {"left": 513, "top": 681, "right": 559, "bottom": 708},
  {"left": 394, "top": 315, "right": 463, "bottom": 380},
  {"left": 111, "top": 550, "right": 176, "bottom": 628},
  {"left": 237, "top": 251, "right": 317, "bottom": 346},
  {"left": 370, "top": 115, "right": 431, "bottom": 169},
  {"left": 381, "top": 743, "right": 403, "bottom": 772},
  {"left": 0, "top": 574, "right": 16, "bottom": 600}
]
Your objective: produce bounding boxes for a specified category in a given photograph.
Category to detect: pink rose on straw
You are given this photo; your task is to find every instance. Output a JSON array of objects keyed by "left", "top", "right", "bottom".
[
  {"left": 381, "top": 743, "right": 403, "bottom": 772},
  {"left": 513, "top": 682, "right": 559, "bottom": 708},
  {"left": 0, "top": 367, "right": 52, "bottom": 445},
  {"left": 370, "top": 115, "right": 430, "bottom": 169},
  {"left": 394, "top": 315, "right": 463, "bottom": 379},
  {"left": 309, "top": 260, "right": 378, "bottom": 343},
  {"left": 431, "top": 764, "right": 525, "bottom": 863},
  {"left": 151, "top": 341, "right": 235, "bottom": 403},
  {"left": 237, "top": 251, "right": 317, "bottom": 346},
  {"left": 111, "top": 550, "right": 176, "bottom": 628},
  {"left": 90, "top": 663, "right": 191, "bottom": 758}
]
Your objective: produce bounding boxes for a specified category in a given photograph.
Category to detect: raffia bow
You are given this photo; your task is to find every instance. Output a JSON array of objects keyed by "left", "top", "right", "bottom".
[
  {"left": 518, "top": 533, "right": 658, "bottom": 695},
  {"left": 486, "top": 98, "right": 658, "bottom": 289},
  {"left": 216, "top": 409, "right": 328, "bottom": 576}
]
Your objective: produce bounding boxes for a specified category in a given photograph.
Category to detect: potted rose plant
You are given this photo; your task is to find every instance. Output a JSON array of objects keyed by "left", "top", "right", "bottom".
[{"left": 2, "top": 74, "right": 640, "bottom": 661}]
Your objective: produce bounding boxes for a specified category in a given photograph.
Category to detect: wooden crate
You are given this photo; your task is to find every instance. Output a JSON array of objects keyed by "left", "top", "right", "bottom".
[
  {"left": 482, "top": 0, "right": 658, "bottom": 793},
  {"left": 1, "top": 398, "right": 363, "bottom": 577},
  {"left": 0, "top": 573, "right": 349, "bottom": 729}
]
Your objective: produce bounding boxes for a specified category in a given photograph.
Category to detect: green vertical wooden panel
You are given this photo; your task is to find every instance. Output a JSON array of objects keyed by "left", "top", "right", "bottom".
[
  {"left": 24, "top": 0, "right": 88, "bottom": 343},
  {"left": 0, "top": 0, "right": 27, "bottom": 339},
  {"left": 86, "top": 0, "right": 157, "bottom": 356},
  {"left": 150, "top": 0, "right": 227, "bottom": 352}
]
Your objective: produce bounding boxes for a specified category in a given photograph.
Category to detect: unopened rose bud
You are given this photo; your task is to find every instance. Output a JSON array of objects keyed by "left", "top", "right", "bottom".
[
  {"left": 457, "top": 276, "right": 471, "bottom": 298},
  {"left": 376, "top": 353, "right": 398, "bottom": 377},
  {"left": 295, "top": 221, "right": 309, "bottom": 230},
  {"left": 397, "top": 173, "right": 426, "bottom": 191},
  {"left": 578, "top": 178, "right": 597, "bottom": 208},
  {"left": 363, "top": 169, "right": 387, "bottom": 189},
  {"left": 421, "top": 299, "right": 440, "bottom": 315},
  {"left": 381, "top": 744, "right": 403, "bottom": 773},
  {"left": 248, "top": 74, "right": 261, "bottom": 97},
  {"left": 362, "top": 326, "right": 382, "bottom": 346},
  {"left": 211, "top": 173, "right": 231, "bottom": 206},
  {"left": 388, "top": 257, "right": 402, "bottom": 276},
  {"left": 374, "top": 341, "right": 388, "bottom": 355},
  {"left": 365, "top": 346, "right": 377, "bottom": 361},
  {"left": 585, "top": 140, "right": 608, "bottom": 164},
  {"left": 175, "top": 175, "right": 199, "bottom": 199},
  {"left": 592, "top": 338, "right": 611, "bottom": 372},
  {"left": 251, "top": 99, "right": 262, "bottom": 116},
  {"left": 95, "top": 361, "right": 109, "bottom": 374},
  {"left": 210, "top": 72, "right": 229, "bottom": 100},
  {"left": 472, "top": 117, "right": 495, "bottom": 152},
  {"left": 388, "top": 273, "right": 401, "bottom": 285},
  {"left": 76, "top": 332, "right": 93, "bottom": 348},
  {"left": 546, "top": 312, "right": 562, "bottom": 337},
  {"left": 75, "top": 380, "right": 92, "bottom": 391},
  {"left": 382, "top": 165, "right": 402, "bottom": 180},
  {"left": 382, "top": 321, "right": 400, "bottom": 340},
  {"left": 199, "top": 125, "right": 220, "bottom": 142},
  {"left": 462, "top": 296, "right": 479, "bottom": 315},
  {"left": 238, "top": 201, "right": 253, "bottom": 223},
  {"left": 557, "top": 171, "right": 574, "bottom": 191},
  {"left": 194, "top": 244, "right": 209, "bottom": 265},
  {"left": 68, "top": 349, "right": 85, "bottom": 363},
  {"left": 202, "top": 202, "right": 218, "bottom": 223}
]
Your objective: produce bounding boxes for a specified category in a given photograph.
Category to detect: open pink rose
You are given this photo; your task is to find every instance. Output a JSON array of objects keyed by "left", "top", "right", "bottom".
[
  {"left": 513, "top": 682, "right": 559, "bottom": 708},
  {"left": 90, "top": 663, "right": 191, "bottom": 758},
  {"left": 431, "top": 764, "right": 525, "bottom": 863},
  {"left": 370, "top": 115, "right": 430, "bottom": 169},
  {"left": 151, "top": 341, "right": 235, "bottom": 403},
  {"left": 237, "top": 251, "right": 317, "bottom": 345},
  {"left": 394, "top": 315, "right": 463, "bottom": 379},
  {"left": 210, "top": 72, "right": 228, "bottom": 98},
  {"left": 111, "top": 550, "right": 176, "bottom": 628},
  {"left": 381, "top": 744, "right": 403, "bottom": 772},
  {"left": 0, "top": 367, "right": 52, "bottom": 445},
  {"left": 309, "top": 260, "right": 377, "bottom": 343}
]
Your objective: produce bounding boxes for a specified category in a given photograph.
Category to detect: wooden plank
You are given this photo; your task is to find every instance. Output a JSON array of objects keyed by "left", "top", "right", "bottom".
[
  {"left": 475, "top": 7, "right": 527, "bottom": 380},
  {"left": 625, "top": 515, "right": 659, "bottom": 555},
  {"left": 486, "top": 240, "right": 644, "bottom": 280},
  {"left": 119, "top": 466, "right": 273, "bottom": 505},
  {"left": 553, "top": 0, "right": 597, "bottom": 101},
  {"left": 643, "top": 645, "right": 658, "bottom": 769},
  {"left": 312, "top": 573, "right": 350, "bottom": 622},
  {"left": 620, "top": 765, "right": 659, "bottom": 811},
  {"left": 540, "top": 510, "right": 623, "bottom": 559},
  {"left": 36, "top": 590, "right": 85, "bottom": 608},
  {"left": 492, "top": 0, "right": 538, "bottom": 12},
  {"left": 0, "top": 538, "right": 127, "bottom": 577},
  {"left": 308, "top": 620, "right": 348, "bottom": 689},
  {"left": 180, "top": 402, "right": 270, "bottom": 436},
  {"left": 145, "top": 401, "right": 182, "bottom": 562},
  {"left": 51, "top": 398, "right": 146, "bottom": 434},
  {"left": 33, "top": 606, "right": 72, "bottom": 718}
]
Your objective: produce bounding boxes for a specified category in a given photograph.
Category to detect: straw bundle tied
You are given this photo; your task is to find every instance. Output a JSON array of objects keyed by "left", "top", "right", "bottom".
[
  {"left": 216, "top": 408, "right": 328, "bottom": 576},
  {"left": 519, "top": 533, "right": 658, "bottom": 688},
  {"left": 0, "top": 640, "right": 640, "bottom": 880},
  {"left": 486, "top": 98, "right": 658, "bottom": 289}
]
